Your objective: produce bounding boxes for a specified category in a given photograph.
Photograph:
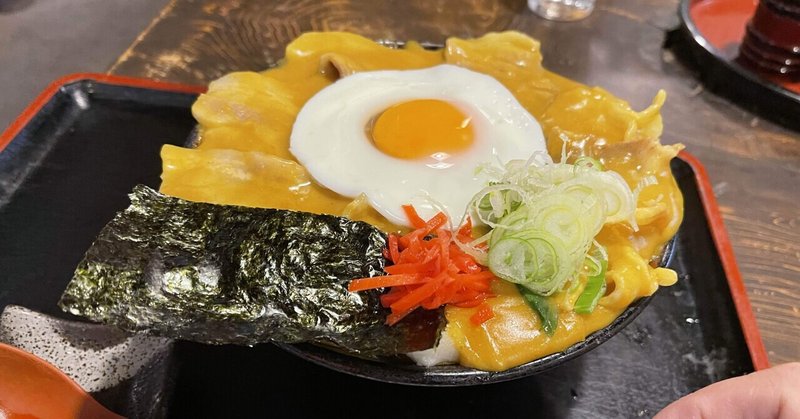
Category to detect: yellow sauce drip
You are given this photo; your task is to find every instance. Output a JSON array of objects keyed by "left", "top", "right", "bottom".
[{"left": 161, "top": 31, "right": 684, "bottom": 371}]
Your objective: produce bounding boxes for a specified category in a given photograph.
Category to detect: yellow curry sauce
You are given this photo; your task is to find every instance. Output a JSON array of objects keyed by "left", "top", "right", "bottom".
[{"left": 160, "top": 31, "right": 684, "bottom": 371}]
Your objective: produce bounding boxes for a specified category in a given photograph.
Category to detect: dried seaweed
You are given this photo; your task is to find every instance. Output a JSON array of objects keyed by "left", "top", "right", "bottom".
[{"left": 59, "top": 186, "right": 441, "bottom": 358}]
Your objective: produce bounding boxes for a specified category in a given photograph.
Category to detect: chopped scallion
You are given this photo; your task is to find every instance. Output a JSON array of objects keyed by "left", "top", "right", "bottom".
[
  {"left": 574, "top": 257, "right": 607, "bottom": 314},
  {"left": 517, "top": 285, "right": 558, "bottom": 336}
]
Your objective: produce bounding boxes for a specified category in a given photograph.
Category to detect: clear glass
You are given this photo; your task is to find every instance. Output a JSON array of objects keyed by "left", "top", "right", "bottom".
[{"left": 528, "top": 0, "right": 596, "bottom": 21}]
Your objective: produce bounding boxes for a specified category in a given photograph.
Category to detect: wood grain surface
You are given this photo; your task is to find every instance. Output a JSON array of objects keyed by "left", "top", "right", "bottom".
[{"left": 107, "top": 0, "right": 799, "bottom": 365}]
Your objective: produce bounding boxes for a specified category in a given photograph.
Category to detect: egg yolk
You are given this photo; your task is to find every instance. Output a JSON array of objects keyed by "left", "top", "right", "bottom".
[{"left": 371, "top": 99, "right": 474, "bottom": 159}]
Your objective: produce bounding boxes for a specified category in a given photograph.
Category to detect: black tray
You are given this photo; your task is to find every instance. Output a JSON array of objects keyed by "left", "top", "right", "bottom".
[{"left": 0, "top": 75, "right": 767, "bottom": 418}]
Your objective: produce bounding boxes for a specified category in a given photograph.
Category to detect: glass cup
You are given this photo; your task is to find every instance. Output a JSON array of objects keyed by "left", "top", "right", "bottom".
[{"left": 528, "top": 0, "right": 596, "bottom": 21}]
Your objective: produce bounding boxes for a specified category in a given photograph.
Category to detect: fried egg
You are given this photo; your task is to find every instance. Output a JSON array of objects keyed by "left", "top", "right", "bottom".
[{"left": 289, "top": 64, "right": 549, "bottom": 227}]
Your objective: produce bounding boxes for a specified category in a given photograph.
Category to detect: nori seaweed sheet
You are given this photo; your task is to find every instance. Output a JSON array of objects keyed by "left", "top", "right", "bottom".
[{"left": 59, "top": 186, "right": 441, "bottom": 358}]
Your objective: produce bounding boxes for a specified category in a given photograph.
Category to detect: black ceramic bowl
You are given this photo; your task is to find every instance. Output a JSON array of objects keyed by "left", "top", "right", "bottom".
[
  {"left": 188, "top": 122, "right": 677, "bottom": 385},
  {"left": 187, "top": 40, "right": 679, "bottom": 385},
  {"left": 275, "top": 237, "right": 676, "bottom": 386},
  {"left": 276, "top": 296, "right": 652, "bottom": 386}
]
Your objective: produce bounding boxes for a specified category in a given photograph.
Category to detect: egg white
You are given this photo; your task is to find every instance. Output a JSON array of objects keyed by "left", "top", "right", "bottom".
[{"left": 289, "top": 64, "right": 549, "bottom": 227}]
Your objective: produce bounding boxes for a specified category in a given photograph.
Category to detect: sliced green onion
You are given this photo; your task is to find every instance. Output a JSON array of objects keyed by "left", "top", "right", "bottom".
[
  {"left": 452, "top": 230, "right": 492, "bottom": 266},
  {"left": 469, "top": 184, "right": 526, "bottom": 227},
  {"left": 488, "top": 206, "right": 534, "bottom": 249},
  {"left": 574, "top": 249, "right": 608, "bottom": 314},
  {"left": 573, "top": 156, "right": 604, "bottom": 171},
  {"left": 489, "top": 230, "right": 574, "bottom": 295},
  {"left": 595, "top": 171, "right": 635, "bottom": 223},
  {"left": 467, "top": 154, "right": 635, "bottom": 306},
  {"left": 529, "top": 194, "right": 594, "bottom": 251},
  {"left": 517, "top": 285, "right": 558, "bottom": 336},
  {"left": 628, "top": 174, "right": 659, "bottom": 231}
]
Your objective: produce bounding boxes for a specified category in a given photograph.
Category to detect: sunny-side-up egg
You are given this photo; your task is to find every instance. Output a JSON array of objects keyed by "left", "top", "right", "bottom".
[{"left": 289, "top": 64, "right": 549, "bottom": 227}]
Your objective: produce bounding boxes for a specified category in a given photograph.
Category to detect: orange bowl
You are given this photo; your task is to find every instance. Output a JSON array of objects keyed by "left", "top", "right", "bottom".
[{"left": 0, "top": 342, "right": 122, "bottom": 419}]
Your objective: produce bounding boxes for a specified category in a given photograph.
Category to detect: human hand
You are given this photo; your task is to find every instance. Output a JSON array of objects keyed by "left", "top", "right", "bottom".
[{"left": 655, "top": 362, "right": 800, "bottom": 419}]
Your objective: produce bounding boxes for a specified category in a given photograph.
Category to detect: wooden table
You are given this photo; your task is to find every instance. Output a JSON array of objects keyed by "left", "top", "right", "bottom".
[{"left": 107, "top": 0, "right": 800, "bottom": 365}]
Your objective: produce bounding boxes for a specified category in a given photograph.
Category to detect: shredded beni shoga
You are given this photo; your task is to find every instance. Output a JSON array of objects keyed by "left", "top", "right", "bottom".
[{"left": 349, "top": 206, "right": 496, "bottom": 326}]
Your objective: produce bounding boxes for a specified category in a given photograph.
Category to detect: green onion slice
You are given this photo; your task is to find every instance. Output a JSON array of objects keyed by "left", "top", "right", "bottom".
[
  {"left": 574, "top": 245, "right": 609, "bottom": 314},
  {"left": 517, "top": 285, "right": 558, "bottom": 336},
  {"left": 488, "top": 234, "right": 570, "bottom": 294},
  {"left": 465, "top": 155, "right": 635, "bottom": 308}
]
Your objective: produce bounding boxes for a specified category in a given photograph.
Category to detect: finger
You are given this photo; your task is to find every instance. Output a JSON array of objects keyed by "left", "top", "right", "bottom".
[{"left": 655, "top": 362, "right": 800, "bottom": 419}]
